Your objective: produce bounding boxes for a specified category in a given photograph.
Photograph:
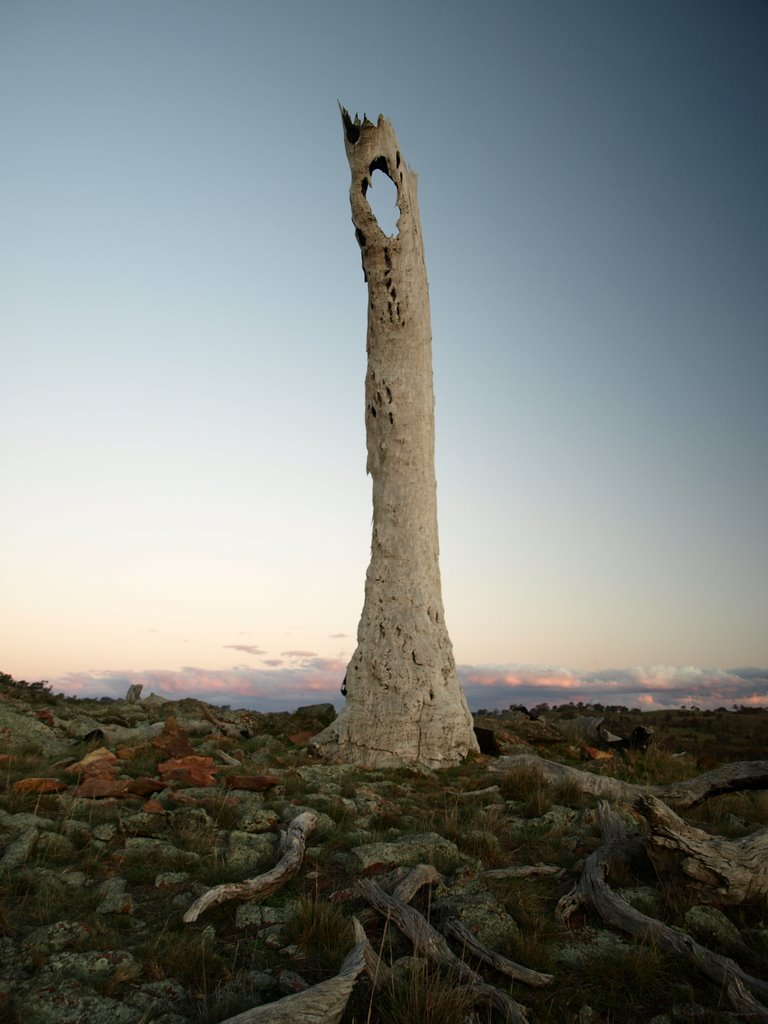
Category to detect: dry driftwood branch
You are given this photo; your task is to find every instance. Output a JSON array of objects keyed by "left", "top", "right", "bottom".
[
  {"left": 656, "top": 760, "right": 768, "bottom": 810},
  {"left": 183, "top": 811, "right": 317, "bottom": 923},
  {"left": 453, "top": 785, "right": 501, "bottom": 799},
  {"left": 216, "top": 938, "right": 366, "bottom": 1024},
  {"left": 391, "top": 862, "right": 442, "bottom": 902},
  {"left": 727, "top": 977, "right": 768, "bottom": 1024},
  {"left": 441, "top": 917, "right": 554, "bottom": 988},
  {"left": 352, "top": 915, "right": 394, "bottom": 989},
  {"left": 491, "top": 753, "right": 768, "bottom": 809},
  {"left": 357, "top": 878, "right": 529, "bottom": 1024},
  {"left": 637, "top": 794, "right": 768, "bottom": 908},
  {"left": 358, "top": 862, "right": 441, "bottom": 928},
  {"left": 484, "top": 863, "right": 565, "bottom": 880},
  {"left": 358, "top": 877, "right": 479, "bottom": 982},
  {"left": 555, "top": 801, "right": 768, "bottom": 1006}
]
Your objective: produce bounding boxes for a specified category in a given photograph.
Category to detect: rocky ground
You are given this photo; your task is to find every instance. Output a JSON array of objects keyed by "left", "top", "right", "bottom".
[{"left": 1, "top": 677, "right": 767, "bottom": 1023}]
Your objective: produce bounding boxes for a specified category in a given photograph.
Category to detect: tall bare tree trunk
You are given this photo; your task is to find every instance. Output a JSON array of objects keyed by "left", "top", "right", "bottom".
[{"left": 311, "top": 109, "right": 478, "bottom": 768}]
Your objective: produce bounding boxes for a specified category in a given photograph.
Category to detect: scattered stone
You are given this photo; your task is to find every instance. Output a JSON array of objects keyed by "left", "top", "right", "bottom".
[
  {"left": 1, "top": 828, "right": 38, "bottom": 870},
  {"left": 224, "top": 829, "right": 276, "bottom": 871},
  {"left": 125, "top": 683, "right": 143, "bottom": 703},
  {"left": 235, "top": 903, "right": 295, "bottom": 930},
  {"left": 96, "top": 877, "right": 134, "bottom": 915},
  {"left": 158, "top": 755, "right": 218, "bottom": 786},
  {"left": 345, "top": 832, "right": 462, "bottom": 873},
  {"left": 65, "top": 746, "right": 119, "bottom": 779},
  {"left": 72, "top": 778, "right": 132, "bottom": 799},
  {"left": 237, "top": 805, "right": 280, "bottom": 833},
  {"left": 22, "top": 920, "right": 94, "bottom": 957},
  {"left": 12, "top": 778, "right": 66, "bottom": 795},
  {"left": 12, "top": 976, "right": 143, "bottom": 1024},
  {"left": 155, "top": 871, "right": 191, "bottom": 888},
  {"left": 152, "top": 716, "right": 195, "bottom": 759},
  {"left": 224, "top": 773, "right": 279, "bottom": 792},
  {"left": 124, "top": 836, "right": 201, "bottom": 867},
  {"left": 684, "top": 905, "right": 746, "bottom": 953}
]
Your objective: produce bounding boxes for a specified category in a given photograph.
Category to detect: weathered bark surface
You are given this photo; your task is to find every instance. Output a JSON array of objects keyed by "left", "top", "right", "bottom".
[
  {"left": 183, "top": 811, "right": 316, "bottom": 923},
  {"left": 491, "top": 753, "right": 768, "bottom": 809},
  {"left": 638, "top": 794, "right": 768, "bottom": 908},
  {"left": 440, "top": 917, "right": 554, "bottom": 987},
  {"left": 216, "top": 937, "right": 365, "bottom": 1024},
  {"left": 483, "top": 863, "right": 565, "bottom": 880},
  {"left": 358, "top": 877, "right": 529, "bottom": 1023},
  {"left": 310, "top": 109, "right": 478, "bottom": 769},
  {"left": 556, "top": 801, "right": 768, "bottom": 1006}
]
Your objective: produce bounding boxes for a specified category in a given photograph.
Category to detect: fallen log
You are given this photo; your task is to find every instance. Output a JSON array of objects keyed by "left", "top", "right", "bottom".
[
  {"left": 440, "top": 917, "right": 554, "bottom": 988},
  {"left": 358, "top": 862, "right": 441, "bottom": 928},
  {"left": 484, "top": 863, "right": 565, "bottom": 880},
  {"left": 555, "top": 801, "right": 768, "bottom": 1009},
  {"left": 727, "top": 977, "right": 768, "bottom": 1024},
  {"left": 352, "top": 915, "right": 394, "bottom": 988},
  {"left": 357, "top": 877, "right": 478, "bottom": 982},
  {"left": 216, "top": 937, "right": 366, "bottom": 1024},
  {"left": 490, "top": 754, "right": 768, "bottom": 809},
  {"left": 358, "top": 878, "right": 529, "bottom": 1024},
  {"left": 637, "top": 794, "right": 768, "bottom": 908},
  {"left": 183, "top": 811, "right": 316, "bottom": 923}
]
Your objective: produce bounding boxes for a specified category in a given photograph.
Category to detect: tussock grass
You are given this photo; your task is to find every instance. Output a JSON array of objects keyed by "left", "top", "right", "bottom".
[
  {"left": 284, "top": 895, "right": 354, "bottom": 978},
  {"left": 371, "top": 959, "right": 479, "bottom": 1024}
]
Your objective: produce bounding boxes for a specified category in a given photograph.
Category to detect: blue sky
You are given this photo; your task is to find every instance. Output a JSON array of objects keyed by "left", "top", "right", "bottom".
[{"left": 2, "top": 1, "right": 766, "bottom": 711}]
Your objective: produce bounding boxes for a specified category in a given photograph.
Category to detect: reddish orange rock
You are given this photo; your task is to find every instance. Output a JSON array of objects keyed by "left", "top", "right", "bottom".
[
  {"left": 72, "top": 778, "right": 131, "bottom": 799},
  {"left": 152, "top": 717, "right": 194, "bottom": 759},
  {"left": 582, "top": 745, "right": 614, "bottom": 761},
  {"left": 65, "top": 747, "right": 119, "bottom": 779},
  {"left": 12, "top": 777, "right": 67, "bottom": 795},
  {"left": 142, "top": 799, "right": 165, "bottom": 814},
  {"left": 158, "top": 755, "right": 218, "bottom": 787},
  {"left": 127, "top": 776, "right": 164, "bottom": 797},
  {"left": 224, "top": 774, "right": 279, "bottom": 792},
  {"left": 35, "top": 709, "right": 55, "bottom": 728},
  {"left": 287, "top": 729, "right": 318, "bottom": 746}
]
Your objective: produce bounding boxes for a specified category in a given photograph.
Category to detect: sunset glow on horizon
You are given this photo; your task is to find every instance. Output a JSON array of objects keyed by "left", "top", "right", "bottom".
[{"left": 2, "top": 2, "right": 766, "bottom": 712}]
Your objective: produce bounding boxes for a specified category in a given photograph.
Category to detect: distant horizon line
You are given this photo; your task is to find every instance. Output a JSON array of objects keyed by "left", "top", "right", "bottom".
[{"left": 6, "top": 660, "right": 765, "bottom": 715}]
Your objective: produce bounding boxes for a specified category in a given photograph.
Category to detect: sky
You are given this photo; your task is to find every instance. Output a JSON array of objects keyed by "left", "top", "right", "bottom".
[{"left": 2, "top": 1, "right": 766, "bottom": 713}]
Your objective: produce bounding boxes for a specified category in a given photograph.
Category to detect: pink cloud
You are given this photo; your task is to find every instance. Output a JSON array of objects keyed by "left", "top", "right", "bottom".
[
  {"left": 223, "top": 644, "right": 266, "bottom": 657},
  {"left": 53, "top": 658, "right": 347, "bottom": 712},
  {"left": 48, "top": 662, "right": 768, "bottom": 715}
]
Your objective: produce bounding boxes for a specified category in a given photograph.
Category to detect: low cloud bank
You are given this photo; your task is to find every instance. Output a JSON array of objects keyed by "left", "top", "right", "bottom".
[
  {"left": 457, "top": 664, "right": 768, "bottom": 711},
  {"left": 50, "top": 661, "right": 768, "bottom": 713}
]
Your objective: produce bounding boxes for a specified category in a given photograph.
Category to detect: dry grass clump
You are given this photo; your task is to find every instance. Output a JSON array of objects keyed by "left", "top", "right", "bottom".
[
  {"left": 371, "top": 959, "right": 480, "bottom": 1024},
  {"left": 284, "top": 894, "right": 354, "bottom": 978}
]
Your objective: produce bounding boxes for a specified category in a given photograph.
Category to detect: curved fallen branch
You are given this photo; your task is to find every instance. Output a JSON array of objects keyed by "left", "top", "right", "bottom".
[
  {"left": 555, "top": 801, "right": 768, "bottom": 1008},
  {"left": 358, "top": 877, "right": 528, "bottom": 1024},
  {"left": 352, "top": 915, "right": 394, "bottom": 989},
  {"left": 637, "top": 794, "right": 768, "bottom": 908},
  {"left": 440, "top": 917, "right": 554, "bottom": 988},
  {"left": 183, "top": 811, "right": 317, "bottom": 923},
  {"left": 491, "top": 754, "right": 768, "bottom": 809},
  {"left": 216, "top": 937, "right": 365, "bottom": 1024},
  {"left": 358, "top": 862, "right": 442, "bottom": 929}
]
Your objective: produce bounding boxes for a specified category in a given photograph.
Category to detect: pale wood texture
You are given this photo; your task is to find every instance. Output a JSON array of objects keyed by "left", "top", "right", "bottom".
[
  {"left": 440, "top": 917, "right": 554, "bottom": 987},
  {"left": 216, "top": 938, "right": 365, "bottom": 1024},
  {"left": 310, "top": 109, "right": 478, "bottom": 768},
  {"left": 183, "top": 811, "right": 316, "bottom": 923},
  {"left": 490, "top": 753, "right": 768, "bottom": 809},
  {"left": 556, "top": 801, "right": 768, "bottom": 1010},
  {"left": 638, "top": 793, "right": 768, "bottom": 907},
  {"left": 358, "top": 877, "right": 529, "bottom": 1023}
]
